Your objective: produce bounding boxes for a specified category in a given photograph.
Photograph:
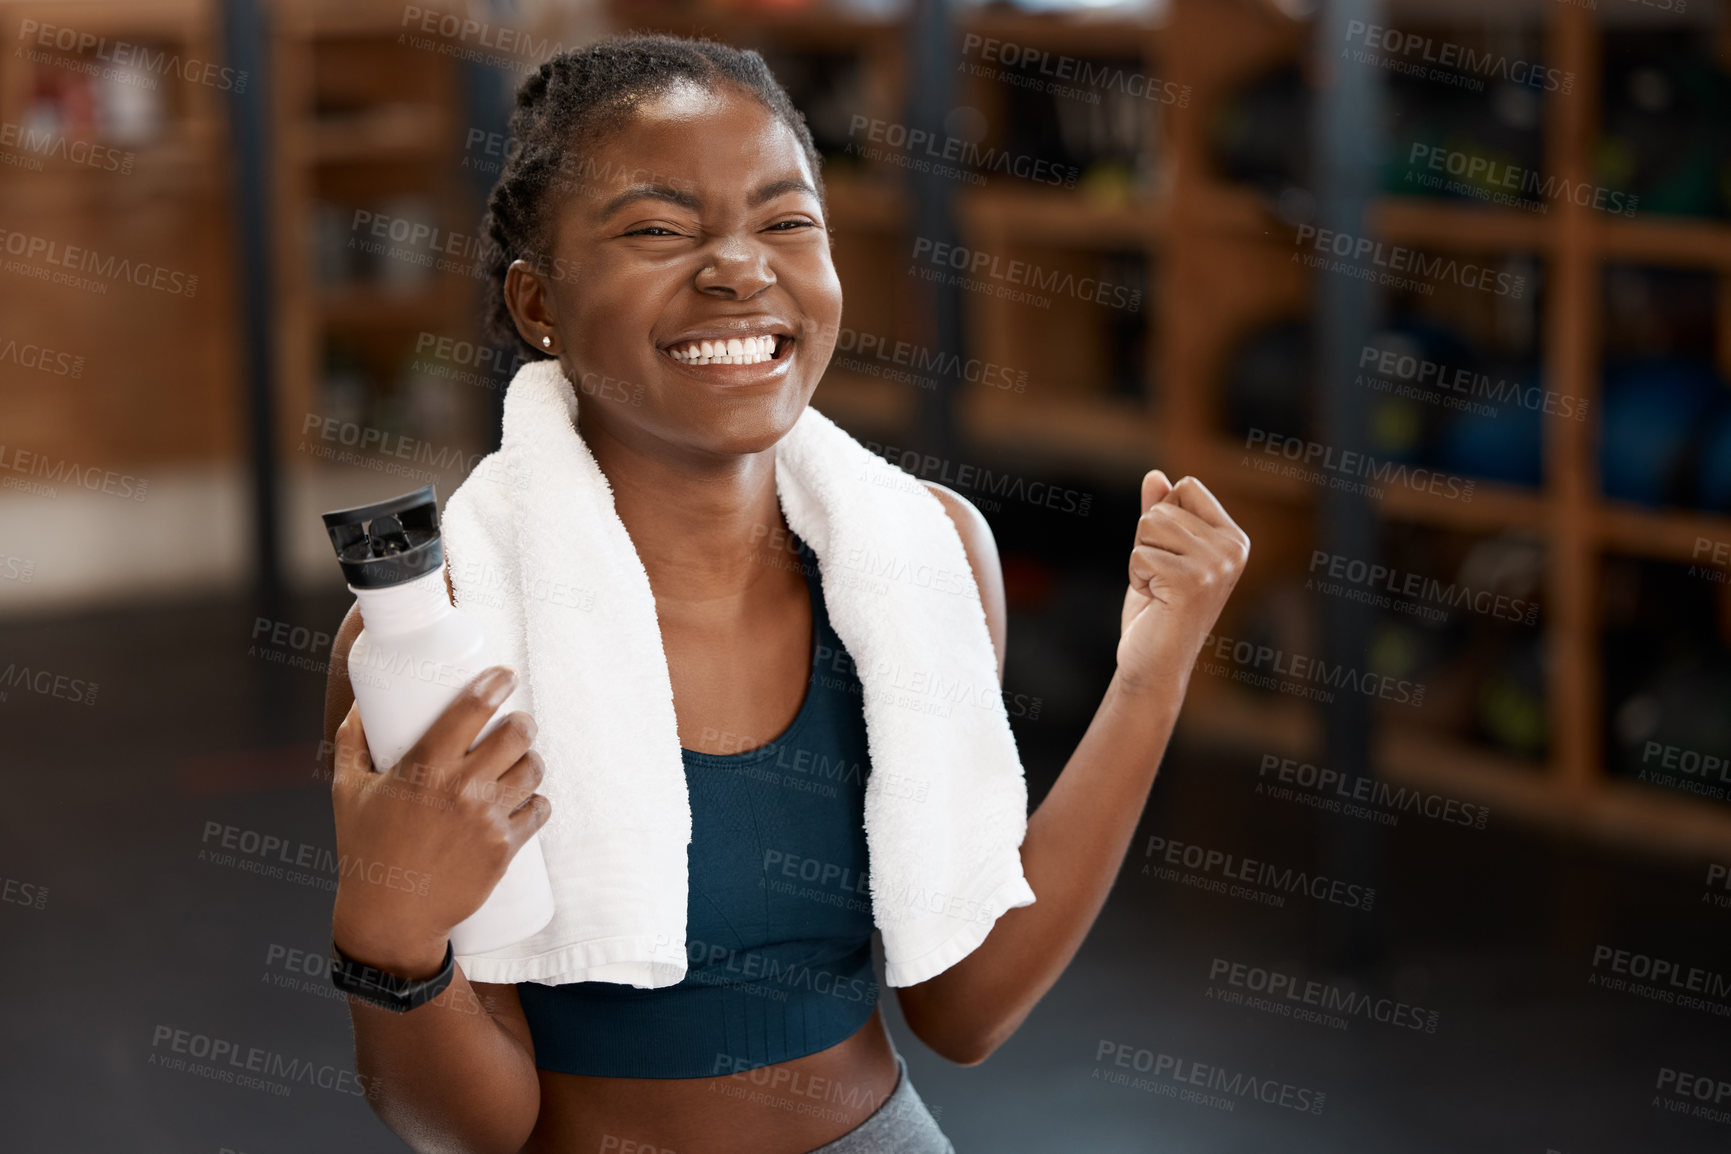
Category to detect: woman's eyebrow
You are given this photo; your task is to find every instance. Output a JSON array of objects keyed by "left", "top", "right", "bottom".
[
  {"left": 597, "top": 176, "right": 818, "bottom": 218},
  {"left": 747, "top": 177, "right": 819, "bottom": 207},
  {"left": 599, "top": 184, "right": 702, "bottom": 217}
]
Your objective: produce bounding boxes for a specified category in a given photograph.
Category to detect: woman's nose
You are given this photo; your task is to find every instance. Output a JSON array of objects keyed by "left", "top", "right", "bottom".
[{"left": 694, "top": 236, "right": 775, "bottom": 299}]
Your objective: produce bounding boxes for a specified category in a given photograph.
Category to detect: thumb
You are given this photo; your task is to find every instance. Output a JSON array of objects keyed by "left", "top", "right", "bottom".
[
  {"left": 330, "top": 702, "right": 374, "bottom": 792},
  {"left": 1140, "top": 468, "right": 1173, "bottom": 515}
]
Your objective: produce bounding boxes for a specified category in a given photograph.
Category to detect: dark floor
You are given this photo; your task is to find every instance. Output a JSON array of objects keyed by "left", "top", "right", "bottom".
[{"left": 2, "top": 589, "right": 1727, "bottom": 1154}]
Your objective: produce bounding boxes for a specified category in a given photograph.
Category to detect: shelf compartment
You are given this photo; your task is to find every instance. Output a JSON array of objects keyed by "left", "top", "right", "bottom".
[{"left": 959, "top": 390, "right": 1160, "bottom": 477}]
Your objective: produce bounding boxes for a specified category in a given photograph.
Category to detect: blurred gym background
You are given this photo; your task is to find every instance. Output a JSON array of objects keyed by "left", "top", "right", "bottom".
[{"left": 3, "top": 0, "right": 1730, "bottom": 1150}]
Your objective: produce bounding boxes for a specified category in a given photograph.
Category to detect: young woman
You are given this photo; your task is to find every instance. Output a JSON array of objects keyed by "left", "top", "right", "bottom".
[{"left": 320, "top": 35, "right": 1248, "bottom": 1154}]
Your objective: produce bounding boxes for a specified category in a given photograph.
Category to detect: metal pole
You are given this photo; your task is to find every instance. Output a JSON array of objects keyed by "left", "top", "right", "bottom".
[
  {"left": 905, "top": 0, "right": 963, "bottom": 464},
  {"left": 1314, "top": 0, "right": 1384, "bottom": 966},
  {"left": 222, "top": 0, "right": 281, "bottom": 610}
]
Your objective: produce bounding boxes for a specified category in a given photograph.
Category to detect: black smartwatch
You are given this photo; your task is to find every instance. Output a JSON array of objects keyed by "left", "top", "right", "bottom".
[{"left": 329, "top": 938, "right": 455, "bottom": 1014}]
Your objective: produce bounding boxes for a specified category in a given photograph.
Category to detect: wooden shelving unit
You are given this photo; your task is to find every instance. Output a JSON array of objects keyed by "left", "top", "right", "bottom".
[
  {"left": 268, "top": 0, "right": 492, "bottom": 517},
  {"left": 612, "top": 0, "right": 1731, "bottom": 858},
  {"left": 1162, "top": 1, "right": 1731, "bottom": 861},
  {"left": 0, "top": 0, "right": 237, "bottom": 470}
]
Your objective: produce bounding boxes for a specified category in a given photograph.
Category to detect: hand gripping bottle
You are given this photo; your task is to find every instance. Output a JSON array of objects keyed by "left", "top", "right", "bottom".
[{"left": 323, "top": 485, "right": 555, "bottom": 955}]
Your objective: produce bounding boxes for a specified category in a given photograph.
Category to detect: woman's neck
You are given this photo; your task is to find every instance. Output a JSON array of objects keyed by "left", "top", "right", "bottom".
[{"left": 579, "top": 410, "right": 788, "bottom": 608}]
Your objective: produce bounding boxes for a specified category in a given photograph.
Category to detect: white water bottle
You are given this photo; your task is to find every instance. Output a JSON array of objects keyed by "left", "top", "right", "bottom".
[{"left": 324, "top": 485, "right": 555, "bottom": 956}]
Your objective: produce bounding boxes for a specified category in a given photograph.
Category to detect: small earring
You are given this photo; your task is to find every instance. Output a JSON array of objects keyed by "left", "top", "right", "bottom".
[{"left": 541, "top": 335, "right": 552, "bottom": 349}]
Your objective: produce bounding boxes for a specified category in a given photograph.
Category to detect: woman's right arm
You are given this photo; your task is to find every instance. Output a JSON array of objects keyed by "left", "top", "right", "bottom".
[{"left": 322, "top": 601, "right": 547, "bottom": 1154}]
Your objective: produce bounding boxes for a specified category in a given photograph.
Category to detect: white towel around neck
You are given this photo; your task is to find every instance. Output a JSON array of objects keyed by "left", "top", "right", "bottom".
[{"left": 439, "top": 358, "right": 1035, "bottom": 989}]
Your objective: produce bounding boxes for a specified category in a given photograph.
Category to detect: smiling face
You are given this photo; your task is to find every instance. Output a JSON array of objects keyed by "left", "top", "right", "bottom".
[{"left": 502, "top": 79, "right": 842, "bottom": 462}]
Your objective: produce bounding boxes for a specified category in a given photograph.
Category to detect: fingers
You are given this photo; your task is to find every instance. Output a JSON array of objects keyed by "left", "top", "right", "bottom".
[
  {"left": 411, "top": 666, "right": 519, "bottom": 768},
  {"left": 1139, "top": 469, "right": 1173, "bottom": 516},
  {"left": 1127, "top": 543, "right": 1198, "bottom": 602},
  {"left": 1169, "top": 475, "right": 1247, "bottom": 539},
  {"left": 505, "top": 791, "right": 553, "bottom": 850},
  {"left": 1136, "top": 474, "right": 1252, "bottom": 566},
  {"left": 489, "top": 750, "right": 546, "bottom": 813},
  {"left": 1135, "top": 503, "right": 1205, "bottom": 555},
  {"left": 466, "top": 711, "right": 539, "bottom": 782}
]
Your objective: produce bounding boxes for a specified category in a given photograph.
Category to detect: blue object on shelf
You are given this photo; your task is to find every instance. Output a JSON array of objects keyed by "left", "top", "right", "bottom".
[
  {"left": 1694, "top": 405, "right": 1731, "bottom": 513},
  {"left": 1599, "top": 358, "right": 1726, "bottom": 507},
  {"left": 1436, "top": 367, "right": 1545, "bottom": 488}
]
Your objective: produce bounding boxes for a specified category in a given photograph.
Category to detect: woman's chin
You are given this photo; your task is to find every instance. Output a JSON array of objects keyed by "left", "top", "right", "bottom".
[{"left": 672, "top": 380, "right": 817, "bottom": 455}]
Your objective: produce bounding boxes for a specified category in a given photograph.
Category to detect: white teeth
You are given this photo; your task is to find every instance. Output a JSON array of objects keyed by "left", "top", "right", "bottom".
[{"left": 666, "top": 334, "right": 784, "bottom": 365}]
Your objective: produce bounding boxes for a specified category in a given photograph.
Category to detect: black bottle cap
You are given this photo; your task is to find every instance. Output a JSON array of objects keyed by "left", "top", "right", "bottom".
[{"left": 322, "top": 485, "right": 444, "bottom": 589}]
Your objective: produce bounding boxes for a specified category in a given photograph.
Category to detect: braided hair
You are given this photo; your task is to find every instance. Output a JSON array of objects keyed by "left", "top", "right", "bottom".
[{"left": 481, "top": 34, "right": 826, "bottom": 360}]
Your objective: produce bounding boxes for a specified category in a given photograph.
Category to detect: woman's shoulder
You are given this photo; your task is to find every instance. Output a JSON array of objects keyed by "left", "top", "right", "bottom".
[{"left": 919, "top": 480, "right": 1006, "bottom": 677}]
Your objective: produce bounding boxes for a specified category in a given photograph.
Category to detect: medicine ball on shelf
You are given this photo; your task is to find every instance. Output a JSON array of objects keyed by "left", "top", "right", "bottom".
[
  {"left": 1692, "top": 405, "right": 1731, "bottom": 513},
  {"left": 1599, "top": 358, "right": 1726, "bottom": 508},
  {"left": 1435, "top": 362, "right": 1545, "bottom": 489},
  {"left": 1359, "top": 316, "right": 1481, "bottom": 467}
]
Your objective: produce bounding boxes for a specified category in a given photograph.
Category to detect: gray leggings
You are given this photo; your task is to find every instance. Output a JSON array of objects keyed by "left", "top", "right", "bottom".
[{"left": 804, "top": 1052, "right": 955, "bottom": 1153}]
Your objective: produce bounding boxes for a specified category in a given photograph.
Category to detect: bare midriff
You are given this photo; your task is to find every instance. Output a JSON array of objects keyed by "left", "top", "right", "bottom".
[{"left": 522, "top": 1007, "right": 899, "bottom": 1154}]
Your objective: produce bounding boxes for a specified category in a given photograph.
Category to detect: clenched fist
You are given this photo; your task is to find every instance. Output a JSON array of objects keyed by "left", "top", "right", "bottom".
[{"left": 1118, "top": 470, "right": 1250, "bottom": 697}]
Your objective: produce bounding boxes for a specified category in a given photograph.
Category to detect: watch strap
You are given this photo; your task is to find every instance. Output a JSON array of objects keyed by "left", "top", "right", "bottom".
[{"left": 329, "top": 938, "right": 455, "bottom": 1014}]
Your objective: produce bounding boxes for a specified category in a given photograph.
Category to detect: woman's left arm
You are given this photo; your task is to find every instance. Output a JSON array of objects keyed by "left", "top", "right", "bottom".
[{"left": 900, "top": 469, "right": 1250, "bottom": 1065}]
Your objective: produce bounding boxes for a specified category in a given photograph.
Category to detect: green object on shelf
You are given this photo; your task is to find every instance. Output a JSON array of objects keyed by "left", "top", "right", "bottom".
[
  {"left": 1477, "top": 651, "right": 1547, "bottom": 759},
  {"left": 1478, "top": 674, "right": 1546, "bottom": 758}
]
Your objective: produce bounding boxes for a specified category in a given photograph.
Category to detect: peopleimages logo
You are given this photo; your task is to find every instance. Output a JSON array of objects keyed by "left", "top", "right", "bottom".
[
  {"left": 1257, "top": 753, "right": 1490, "bottom": 830},
  {"left": 1197, "top": 629, "right": 1426, "bottom": 707},
  {"left": 1653, "top": 1066, "right": 1731, "bottom": 1127},
  {"left": 1341, "top": 20, "right": 1572, "bottom": 93},
  {"left": 0, "top": 336, "right": 83, "bottom": 378},
  {"left": 17, "top": 19, "right": 249, "bottom": 93},
  {"left": 0, "top": 228, "right": 197, "bottom": 297},
  {"left": 0, "top": 662, "right": 99, "bottom": 706},
  {"left": 2, "top": 873, "right": 48, "bottom": 911},
  {"left": 681, "top": 940, "right": 878, "bottom": 1003},
  {"left": 825, "top": 324, "right": 1028, "bottom": 393},
  {"left": 1358, "top": 343, "right": 1587, "bottom": 422},
  {"left": 961, "top": 35, "right": 1191, "bottom": 107},
  {"left": 1590, "top": 945, "right": 1731, "bottom": 1018},
  {"left": 1706, "top": 862, "right": 1731, "bottom": 911},
  {"left": 861, "top": 440, "right": 1093, "bottom": 517},
  {"left": 399, "top": 5, "right": 574, "bottom": 68},
  {"left": 846, "top": 115, "right": 1079, "bottom": 189},
  {"left": 1093, "top": 1040, "right": 1326, "bottom": 1115},
  {"left": 1405, "top": 143, "right": 1636, "bottom": 217},
  {"left": 1143, "top": 834, "right": 1377, "bottom": 911},
  {"left": 1307, "top": 548, "right": 1538, "bottom": 627},
  {"left": 1244, "top": 428, "right": 1477, "bottom": 505},
  {"left": 0, "top": 445, "right": 149, "bottom": 502},
  {"left": 1206, "top": 957, "right": 1440, "bottom": 1034},
  {"left": 909, "top": 238, "right": 1141, "bottom": 312},
  {"left": 148, "top": 1025, "right": 377, "bottom": 1099},
  {"left": 0, "top": 121, "right": 134, "bottom": 174},
  {"left": 1294, "top": 224, "right": 1524, "bottom": 298},
  {"left": 198, "top": 820, "right": 431, "bottom": 896}
]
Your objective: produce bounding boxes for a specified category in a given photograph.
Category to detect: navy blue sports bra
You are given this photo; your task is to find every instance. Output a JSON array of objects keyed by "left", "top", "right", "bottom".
[{"left": 516, "top": 537, "right": 880, "bottom": 1078}]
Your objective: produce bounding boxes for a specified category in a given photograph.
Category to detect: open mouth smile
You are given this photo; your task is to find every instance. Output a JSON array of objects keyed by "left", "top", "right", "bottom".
[{"left": 660, "top": 332, "right": 794, "bottom": 368}]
